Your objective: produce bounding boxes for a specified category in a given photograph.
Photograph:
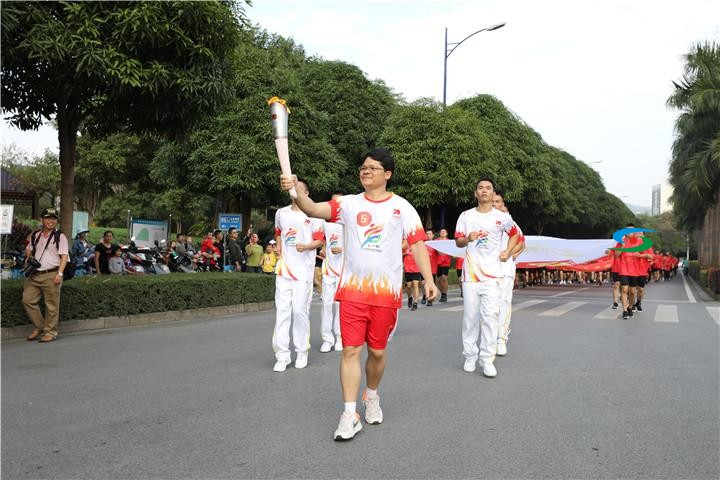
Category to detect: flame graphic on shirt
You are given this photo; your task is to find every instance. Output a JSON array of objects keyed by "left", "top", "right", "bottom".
[
  {"left": 336, "top": 272, "right": 401, "bottom": 307},
  {"left": 361, "top": 224, "right": 384, "bottom": 248},
  {"left": 284, "top": 228, "right": 297, "bottom": 245}
]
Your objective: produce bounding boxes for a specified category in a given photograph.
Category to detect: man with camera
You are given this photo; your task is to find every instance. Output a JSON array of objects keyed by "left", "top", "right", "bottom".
[{"left": 22, "top": 207, "right": 69, "bottom": 343}]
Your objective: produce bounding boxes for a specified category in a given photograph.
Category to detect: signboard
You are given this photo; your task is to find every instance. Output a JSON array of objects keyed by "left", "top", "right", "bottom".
[
  {"left": 130, "top": 219, "right": 168, "bottom": 248},
  {"left": 72, "top": 211, "right": 89, "bottom": 237},
  {"left": 218, "top": 213, "right": 242, "bottom": 231},
  {"left": 0, "top": 205, "right": 14, "bottom": 234}
]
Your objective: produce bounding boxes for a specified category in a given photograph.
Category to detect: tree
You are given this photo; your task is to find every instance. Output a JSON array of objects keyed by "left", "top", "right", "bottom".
[
  {"left": 1, "top": 1, "right": 244, "bottom": 235},
  {"left": 667, "top": 42, "right": 720, "bottom": 231},
  {"left": 2, "top": 145, "right": 60, "bottom": 206}
]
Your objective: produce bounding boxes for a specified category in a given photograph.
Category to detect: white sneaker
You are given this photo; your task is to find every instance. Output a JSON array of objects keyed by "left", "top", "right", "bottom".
[
  {"left": 295, "top": 352, "right": 308, "bottom": 369},
  {"left": 496, "top": 342, "right": 507, "bottom": 356},
  {"left": 334, "top": 337, "right": 343, "bottom": 351},
  {"left": 482, "top": 361, "right": 497, "bottom": 378},
  {"left": 334, "top": 411, "right": 362, "bottom": 441},
  {"left": 362, "top": 390, "right": 383, "bottom": 425},
  {"left": 320, "top": 342, "right": 333, "bottom": 353},
  {"left": 463, "top": 358, "right": 477, "bottom": 373},
  {"left": 273, "top": 360, "right": 290, "bottom": 373}
]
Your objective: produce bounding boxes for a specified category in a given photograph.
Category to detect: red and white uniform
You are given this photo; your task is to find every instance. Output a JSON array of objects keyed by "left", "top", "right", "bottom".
[
  {"left": 426, "top": 244, "right": 438, "bottom": 276},
  {"left": 615, "top": 236, "right": 642, "bottom": 277},
  {"left": 328, "top": 193, "right": 425, "bottom": 349},
  {"left": 320, "top": 220, "right": 344, "bottom": 346},
  {"left": 403, "top": 246, "right": 419, "bottom": 274},
  {"left": 271, "top": 206, "right": 324, "bottom": 362},
  {"left": 455, "top": 207, "right": 518, "bottom": 364},
  {"left": 498, "top": 224, "right": 524, "bottom": 345}
]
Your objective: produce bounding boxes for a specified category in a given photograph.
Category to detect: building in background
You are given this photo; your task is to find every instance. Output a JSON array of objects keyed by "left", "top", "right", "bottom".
[{"left": 651, "top": 182, "right": 674, "bottom": 216}]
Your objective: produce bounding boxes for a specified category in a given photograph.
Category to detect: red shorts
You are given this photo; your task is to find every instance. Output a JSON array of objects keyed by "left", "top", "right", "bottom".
[{"left": 339, "top": 301, "right": 398, "bottom": 350}]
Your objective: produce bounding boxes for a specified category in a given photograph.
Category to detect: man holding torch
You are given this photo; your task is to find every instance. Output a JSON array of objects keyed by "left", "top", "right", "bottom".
[{"left": 279, "top": 148, "right": 437, "bottom": 441}]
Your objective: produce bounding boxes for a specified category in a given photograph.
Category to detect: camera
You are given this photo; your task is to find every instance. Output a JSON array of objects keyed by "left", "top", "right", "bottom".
[{"left": 22, "top": 257, "right": 42, "bottom": 277}]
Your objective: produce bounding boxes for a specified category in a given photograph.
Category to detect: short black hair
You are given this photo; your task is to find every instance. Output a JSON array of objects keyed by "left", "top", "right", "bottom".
[
  {"left": 362, "top": 147, "right": 395, "bottom": 173},
  {"left": 494, "top": 190, "right": 504, "bottom": 198},
  {"left": 476, "top": 177, "right": 495, "bottom": 190},
  {"left": 176, "top": 233, "right": 185, "bottom": 239},
  {"left": 213, "top": 229, "right": 222, "bottom": 236},
  {"left": 103, "top": 230, "right": 113, "bottom": 237},
  {"left": 296, "top": 177, "right": 310, "bottom": 193},
  {"left": 626, "top": 222, "right": 636, "bottom": 228},
  {"left": 228, "top": 228, "right": 237, "bottom": 235}
]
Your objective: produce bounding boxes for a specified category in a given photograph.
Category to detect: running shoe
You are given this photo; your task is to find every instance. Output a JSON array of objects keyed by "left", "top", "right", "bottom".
[
  {"left": 334, "top": 412, "right": 362, "bottom": 441},
  {"left": 627, "top": 309, "right": 634, "bottom": 318},
  {"left": 463, "top": 358, "right": 477, "bottom": 373},
  {"left": 334, "top": 337, "right": 343, "bottom": 351},
  {"left": 612, "top": 302, "right": 618, "bottom": 310},
  {"left": 482, "top": 362, "right": 497, "bottom": 378},
  {"left": 320, "top": 342, "right": 333, "bottom": 353},
  {"left": 635, "top": 302, "right": 643, "bottom": 312},
  {"left": 407, "top": 297, "right": 413, "bottom": 309},
  {"left": 421, "top": 296, "right": 427, "bottom": 305},
  {"left": 411, "top": 302, "right": 418, "bottom": 311},
  {"left": 273, "top": 360, "right": 290, "bottom": 372},
  {"left": 496, "top": 342, "right": 507, "bottom": 356},
  {"left": 362, "top": 390, "right": 383, "bottom": 425},
  {"left": 439, "top": 293, "right": 448, "bottom": 303},
  {"left": 427, "top": 300, "right": 433, "bottom": 307},
  {"left": 622, "top": 310, "right": 629, "bottom": 320},
  {"left": 295, "top": 352, "right": 308, "bottom": 369}
]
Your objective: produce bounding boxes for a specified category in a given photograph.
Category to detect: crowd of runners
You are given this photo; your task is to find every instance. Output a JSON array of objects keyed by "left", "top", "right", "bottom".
[{"left": 269, "top": 147, "right": 679, "bottom": 441}]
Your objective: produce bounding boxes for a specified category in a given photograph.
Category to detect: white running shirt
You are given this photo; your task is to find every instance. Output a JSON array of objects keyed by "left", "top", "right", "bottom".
[
  {"left": 321, "top": 221, "right": 344, "bottom": 278},
  {"left": 274, "top": 206, "right": 324, "bottom": 282},
  {"left": 454, "top": 207, "right": 518, "bottom": 282},
  {"left": 328, "top": 193, "right": 425, "bottom": 308},
  {"left": 500, "top": 223, "right": 524, "bottom": 278}
]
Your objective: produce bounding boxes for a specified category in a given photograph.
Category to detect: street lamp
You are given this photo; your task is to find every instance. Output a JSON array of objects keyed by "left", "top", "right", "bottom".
[{"left": 443, "top": 22, "right": 506, "bottom": 107}]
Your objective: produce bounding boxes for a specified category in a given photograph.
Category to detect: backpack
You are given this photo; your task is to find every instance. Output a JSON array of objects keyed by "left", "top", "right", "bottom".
[{"left": 31, "top": 230, "right": 77, "bottom": 280}]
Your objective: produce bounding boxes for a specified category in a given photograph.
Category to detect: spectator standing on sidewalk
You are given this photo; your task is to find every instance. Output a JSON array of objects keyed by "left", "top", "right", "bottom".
[
  {"left": 22, "top": 207, "right": 68, "bottom": 343},
  {"left": 94, "top": 230, "right": 119, "bottom": 275},
  {"left": 227, "top": 228, "right": 245, "bottom": 272},
  {"left": 245, "top": 232, "right": 263, "bottom": 273}
]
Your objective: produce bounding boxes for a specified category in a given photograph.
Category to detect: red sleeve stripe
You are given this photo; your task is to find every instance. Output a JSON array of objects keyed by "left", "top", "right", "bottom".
[
  {"left": 454, "top": 231, "right": 466, "bottom": 239},
  {"left": 328, "top": 199, "right": 340, "bottom": 223},
  {"left": 507, "top": 225, "right": 518, "bottom": 237},
  {"left": 274, "top": 228, "right": 281, "bottom": 237},
  {"left": 312, "top": 231, "right": 325, "bottom": 241},
  {"left": 406, "top": 227, "right": 427, "bottom": 246}
]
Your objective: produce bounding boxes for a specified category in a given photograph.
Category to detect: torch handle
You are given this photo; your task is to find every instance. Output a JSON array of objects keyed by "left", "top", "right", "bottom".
[{"left": 274, "top": 138, "right": 297, "bottom": 199}]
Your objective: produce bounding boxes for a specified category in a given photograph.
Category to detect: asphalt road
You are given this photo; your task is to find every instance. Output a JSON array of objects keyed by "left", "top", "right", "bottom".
[{"left": 2, "top": 275, "right": 718, "bottom": 479}]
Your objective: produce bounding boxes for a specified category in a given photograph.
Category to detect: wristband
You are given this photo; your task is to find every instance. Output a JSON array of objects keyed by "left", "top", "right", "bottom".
[{"left": 57, "top": 272, "right": 64, "bottom": 277}]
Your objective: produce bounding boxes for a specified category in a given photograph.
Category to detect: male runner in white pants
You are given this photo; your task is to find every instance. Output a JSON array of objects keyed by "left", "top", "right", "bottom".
[
  {"left": 492, "top": 192, "right": 525, "bottom": 357},
  {"left": 455, "top": 178, "right": 520, "bottom": 377},
  {"left": 272, "top": 178, "right": 324, "bottom": 372},
  {"left": 320, "top": 192, "right": 344, "bottom": 353}
]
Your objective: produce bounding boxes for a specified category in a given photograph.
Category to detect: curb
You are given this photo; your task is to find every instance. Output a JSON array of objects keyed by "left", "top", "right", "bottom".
[{"left": 1, "top": 301, "right": 275, "bottom": 341}]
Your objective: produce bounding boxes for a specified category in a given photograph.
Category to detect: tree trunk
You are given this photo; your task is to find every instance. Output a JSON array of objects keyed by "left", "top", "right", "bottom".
[
  {"left": 423, "top": 207, "right": 432, "bottom": 230},
  {"left": 241, "top": 195, "right": 252, "bottom": 234},
  {"left": 56, "top": 105, "right": 80, "bottom": 237}
]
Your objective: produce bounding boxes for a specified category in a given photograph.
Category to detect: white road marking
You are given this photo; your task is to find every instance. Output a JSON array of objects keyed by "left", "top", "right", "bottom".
[
  {"left": 512, "top": 300, "right": 547, "bottom": 311},
  {"left": 682, "top": 274, "right": 697, "bottom": 303},
  {"left": 594, "top": 308, "right": 621, "bottom": 319},
  {"left": 539, "top": 301, "right": 587, "bottom": 317},
  {"left": 706, "top": 306, "right": 720, "bottom": 325},
  {"left": 550, "top": 287, "right": 591, "bottom": 298},
  {"left": 440, "top": 305, "right": 465, "bottom": 312},
  {"left": 654, "top": 305, "right": 679, "bottom": 323}
]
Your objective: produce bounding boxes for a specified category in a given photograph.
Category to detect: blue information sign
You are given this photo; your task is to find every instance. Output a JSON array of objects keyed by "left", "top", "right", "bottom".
[{"left": 218, "top": 214, "right": 242, "bottom": 231}]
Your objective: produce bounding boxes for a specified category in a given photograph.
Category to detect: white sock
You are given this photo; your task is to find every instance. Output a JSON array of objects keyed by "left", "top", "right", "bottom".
[
  {"left": 344, "top": 402, "right": 356, "bottom": 414},
  {"left": 366, "top": 388, "right": 378, "bottom": 399}
]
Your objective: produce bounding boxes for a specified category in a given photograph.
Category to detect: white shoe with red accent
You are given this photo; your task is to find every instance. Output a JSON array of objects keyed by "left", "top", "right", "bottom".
[
  {"left": 362, "top": 390, "right": 383, "bottom": 425},
  {"left": 334, "top": 411, "right": 362, "bottom": 440}
]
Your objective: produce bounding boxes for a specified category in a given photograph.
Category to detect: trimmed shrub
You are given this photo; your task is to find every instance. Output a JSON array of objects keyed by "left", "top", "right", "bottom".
[{"left": 1, "top": 272, "right": 274, "bottom": 327}]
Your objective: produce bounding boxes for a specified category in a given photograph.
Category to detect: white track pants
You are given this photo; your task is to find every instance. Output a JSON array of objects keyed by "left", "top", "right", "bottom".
[
  {"left": 321, "top": 274, "right": 340, "bottom": 344},
  {"left": 272, "top": 275, "right": 313, "bottom": 362},
  {"left": 462, "top": 280, "right": 501, "bottom": 363},
  {"left": 497, "top": 276, "right": 514, "bottom": 344}
]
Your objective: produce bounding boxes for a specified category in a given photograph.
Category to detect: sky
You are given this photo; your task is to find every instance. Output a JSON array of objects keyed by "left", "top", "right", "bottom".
[{"left": 2, "top": 0, "right": 718, "bottom": 207}]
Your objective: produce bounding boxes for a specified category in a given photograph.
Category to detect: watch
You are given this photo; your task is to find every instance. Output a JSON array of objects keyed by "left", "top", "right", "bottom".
[{"left": 57, "top": 272, "right": 64, "bottom": 277}]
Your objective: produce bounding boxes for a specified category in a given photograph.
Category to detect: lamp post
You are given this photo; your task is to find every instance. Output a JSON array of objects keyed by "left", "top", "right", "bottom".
[{"left": 443, "top": 22, "right": 506, "bottom": 107}]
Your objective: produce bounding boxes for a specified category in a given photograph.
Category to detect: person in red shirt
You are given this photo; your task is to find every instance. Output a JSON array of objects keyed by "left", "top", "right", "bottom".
[
  {"left": 422, "top": 229, "right": 438, "bottom": 307},
  {"left": 662, "top": 251, "right": 672, "bottom": 281},
  {"left": 631, "top": 232, "right": 654, "bottom": 312},
  {"left": 605, "top": 245, "right": 622, "bottom": 309},
  {"left": 403, "top": 241, "right": 421, "bottom": 311},
  {"left": 456, "top": 256, "right": 464, "bottom": 298},
  {"left": 651, "top": 252, "right": 664, "bottom": 282},
  {"left": 614, "top": 226, "right": 643, "bottom": 319},
  {"left": 435, "top": 228, "right": 452, "bottom": 303}
]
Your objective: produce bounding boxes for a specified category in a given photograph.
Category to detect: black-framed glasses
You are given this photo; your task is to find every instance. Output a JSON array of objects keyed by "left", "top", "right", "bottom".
[{"left": 358, "top": 166, "right": 385, "bottom": 173}]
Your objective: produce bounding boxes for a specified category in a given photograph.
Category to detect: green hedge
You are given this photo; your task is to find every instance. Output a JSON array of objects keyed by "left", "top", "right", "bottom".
[{"left": 1, "top": 272, "right": 275, "bottom": 327}]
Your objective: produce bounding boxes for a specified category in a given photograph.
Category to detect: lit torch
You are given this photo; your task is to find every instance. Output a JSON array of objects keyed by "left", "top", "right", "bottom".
[{"left": 268, "top": 96, "right": 296, "bottom": 199}]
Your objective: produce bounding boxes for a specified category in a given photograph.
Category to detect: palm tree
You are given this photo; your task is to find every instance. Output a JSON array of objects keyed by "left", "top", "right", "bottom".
[{"left": 667, "top": 42, "right": 720, "bottom": 232}]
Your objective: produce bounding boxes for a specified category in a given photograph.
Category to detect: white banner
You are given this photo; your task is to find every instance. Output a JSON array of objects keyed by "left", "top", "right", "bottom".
[
  {"left": 426, "top": 237, "right": 615, "bottom": 265},
  {"left": 0, "top": 205, "right": 14, "bottom": 234},
  {"left": 130, "top": 219, "right": 168, "bottom": 248}
]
